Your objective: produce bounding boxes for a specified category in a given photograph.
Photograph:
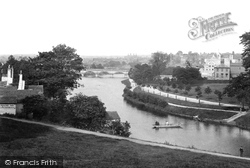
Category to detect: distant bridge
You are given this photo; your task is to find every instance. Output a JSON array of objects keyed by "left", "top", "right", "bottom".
[{"left": 82, "top": 69, "right": 128, "bottom": 78}]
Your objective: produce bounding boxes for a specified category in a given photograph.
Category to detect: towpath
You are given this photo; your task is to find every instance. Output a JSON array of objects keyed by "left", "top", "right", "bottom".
[{"left": 1, "top": 116, "right": 250, "bottom": 161}]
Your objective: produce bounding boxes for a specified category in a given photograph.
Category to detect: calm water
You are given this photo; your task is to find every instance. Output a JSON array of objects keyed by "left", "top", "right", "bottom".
[{"left": 70, "top": 77, "right": 250, "bottom": 157}]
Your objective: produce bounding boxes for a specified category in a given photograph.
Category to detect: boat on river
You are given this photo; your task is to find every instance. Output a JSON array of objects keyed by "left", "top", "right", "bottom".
[{"left": 153, "top": 124, "right": 182, "bottom": 129}]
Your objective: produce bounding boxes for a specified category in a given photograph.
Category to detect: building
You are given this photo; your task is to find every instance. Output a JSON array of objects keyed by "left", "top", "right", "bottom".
[
  {"left": 214, "top": 66, "right": 230, "bottom": 80},
  {"left": 0, "top": 67, "right": 43, "bottom": 115},
  {"left": 199, "top": 54, "right": 221, "bottom": 79},
  {"left": 105, "top": 111, "right": 120, "bottom": 126},
  {"left": 200, "top": 52, "right": 244, "bottom": 80}
]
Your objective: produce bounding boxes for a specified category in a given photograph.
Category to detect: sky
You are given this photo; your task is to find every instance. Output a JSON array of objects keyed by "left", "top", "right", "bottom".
[{"left": 0, "top": 0, "right": 249, "bottom": 56}]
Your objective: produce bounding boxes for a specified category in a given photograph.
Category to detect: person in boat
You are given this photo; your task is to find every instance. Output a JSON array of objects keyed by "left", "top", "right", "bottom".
[
  {"left": 155, "top": 121, "right": 160, "bottom": 126},
  {"left": 165, "top": 121, "right": 169, "bottom": 125}
]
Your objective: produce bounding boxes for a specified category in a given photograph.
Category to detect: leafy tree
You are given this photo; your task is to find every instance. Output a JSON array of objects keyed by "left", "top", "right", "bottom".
[
  {"left": 204, "top": 86, "right": 212, "bottom": 95},
  {"left": 150, "top": 52, "right": 170, "bottom": 76},
  {"left": 28, "top": 44, "right": 85, "bottom": 99},
  {"left": 22, "top": 95, "right": 49, "bottom": 120},
  {"left": 214, "top": 90, "right": 224, "bottom": 106},
  {"left": 195, "top": 86, "right": 201, "bottom": 92},
  {"left": 185, "top": 84, "right": 192, "bottom": 92},
  {"left": 240, "top": 32, "right": 250, "bottom": 70},
  {"left": 224, "top": 32, "right": 250, "bottom": 107},
  {"left": 110, "top": 121, "right": 131, "bottom": 137},
  {"left": 177, "top": 83, "right": 184, "bottom": 90},
  {"left": 67, "top": 93, "right": 106, "bottom": 130},
  {"left": 173, "top": 66, "right": 203, "bottom": 84},
  {"left": 90, "top": 63, "right": 97, "bottom": 69},
  {"left": 128, "top": 64, "right": 153, "bottom": 84},
  {"left": 172, "top": 83, "right": 177, "bottom": 89},
  {"left": 1, "top": 55, "right": 33, "bottom": 85},
  {"left": 224, "top": 73, "right": 250, "bottom": 108},
  {"left": 196, "top": 90, "right": 202, "bottom": 104}
]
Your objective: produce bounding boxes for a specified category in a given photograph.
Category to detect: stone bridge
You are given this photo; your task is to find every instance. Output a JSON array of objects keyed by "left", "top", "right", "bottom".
[{"left": 82, "top": 69, "right": 128, "bottom": 78}]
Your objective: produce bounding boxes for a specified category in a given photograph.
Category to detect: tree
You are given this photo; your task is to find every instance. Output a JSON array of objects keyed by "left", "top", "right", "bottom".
[
  {"left": 177, "top": 83, "right": 184, "bottom": 90},
  {"left": 110, "top": 121, "right": 131, "bottom": 137},
  {"left": 195, "top": 86, "right": 201, "bottom": 92},
  {"left": 67, "top": 93, "right": 106, "bottom": 130},
  {"left": 150, "top": 52, "right": 170, "bottom": 76},
  {"left": 22, "top": 95, "right": 49, "bottom": 120},
  {"left": 224, "top": 73, "right": 250, "bottom": 108},
  {"left": 224, "top": 32, "right": 250, "bottom": 107},
  {"left": 28, "top": 44, "right": 85, "bottom": 99},
  {"left": 214, "top": 90, "right": 224, "bottom": 106},
  {"left": 172, "top": 83, "right": 177, "bottom": 89},
  {"left": 185, "top": 84, "right": 192, "bottom": 92},
  {"left": 172, "top": 66, "right": 203, "bottom": 84},
  {"left": 240, "top": 32, "right": 250, "bottom": 70},
  {"left": 128, "top": 64, "right": 153, "bottom": 84},
  {"left": 204, "top": 86, "right": 212, "bottom": 95}
]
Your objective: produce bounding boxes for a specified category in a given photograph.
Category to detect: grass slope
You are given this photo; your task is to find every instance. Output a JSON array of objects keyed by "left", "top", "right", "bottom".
[{"left": 1, "top": 118, "right": 250, "bottom": 168}]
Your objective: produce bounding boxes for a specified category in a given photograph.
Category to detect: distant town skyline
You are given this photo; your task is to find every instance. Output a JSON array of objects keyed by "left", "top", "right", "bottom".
[{"left": 0, "top": 0, "right": 249, "bottom": 56}]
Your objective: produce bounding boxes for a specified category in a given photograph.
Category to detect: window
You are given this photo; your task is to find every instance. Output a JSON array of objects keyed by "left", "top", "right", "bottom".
[
  {"left": 221, "top": 68, "right": 223, "bottom": 72},
  {"left": 216, "top": 73, "right": 219, "bottom": 78},
  {"left": 221, "top": 73, "right": 224, "bottom": 78},
  {"left": 226, "top": 73, "right": 228, "bottom": 78}
]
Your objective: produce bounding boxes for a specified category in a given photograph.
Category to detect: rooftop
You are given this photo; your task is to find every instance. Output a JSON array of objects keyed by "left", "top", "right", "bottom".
[{"left": 105, "top": 111, "right": 120, "bottom": 121}]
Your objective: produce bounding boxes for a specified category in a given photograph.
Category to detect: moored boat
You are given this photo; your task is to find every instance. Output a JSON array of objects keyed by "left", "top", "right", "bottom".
[{"left": 152, "top": 124, "right": 182, "bottom": 129}]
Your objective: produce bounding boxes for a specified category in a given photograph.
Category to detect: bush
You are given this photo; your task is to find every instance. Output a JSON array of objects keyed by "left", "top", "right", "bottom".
[
  {"left": 172, "top": 83, "right": 177, "bottom": 89},
  {"left": 67, "top": 93, "right": 107, "bottom": 130},
  {"left": 174, "top": 89, "right": 179, "bottom": 93},
  {"left": 166, "top": 88, "right": 171, "bottom": 92},
  {"left": 21, "top": 95, "right": 49, "bottom": 120},
  {"left": 110, "top": 121, "right": 131, "bottom": 137}
]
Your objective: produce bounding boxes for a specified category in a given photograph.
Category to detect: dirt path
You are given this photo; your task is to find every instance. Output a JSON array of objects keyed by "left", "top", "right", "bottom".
[{"left": 1, "top": 116, "right": 250, "bottom": 161}]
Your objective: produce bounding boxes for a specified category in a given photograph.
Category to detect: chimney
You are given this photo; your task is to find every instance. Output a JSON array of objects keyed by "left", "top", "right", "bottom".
[{"left": 18, "top": 70, "right": 23, "bottom": 90}]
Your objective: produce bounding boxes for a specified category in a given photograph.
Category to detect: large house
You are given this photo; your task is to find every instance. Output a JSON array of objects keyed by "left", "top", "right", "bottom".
[
  {"left": 200, "top": 52, "right": 245, "bottom": 80},
  {"left": 0, "top": 66, "right": 43, "bottom": 115}
]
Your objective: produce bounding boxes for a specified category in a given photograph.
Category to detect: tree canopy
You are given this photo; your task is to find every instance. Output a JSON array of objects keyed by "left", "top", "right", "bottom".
[
  {"left": 150, "top": 52, "right": 170, "bottom": 76},
  {"left": 172, "top": 66, "right": 203, "bottom": 84},
  {"left": 28, "top": 44, "right": 85, "bottom": 99},
  {"left": 67, "top": 93, "right": 107, "bottom": 130},
  {"left": 224, "top": 32, "right": 250, "bottom": 107},
  {"left": 128, "top": 63, "right": 153, "bottom": 84}
]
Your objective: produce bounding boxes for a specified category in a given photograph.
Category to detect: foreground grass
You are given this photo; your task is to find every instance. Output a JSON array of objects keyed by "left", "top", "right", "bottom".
[{"left": 1, "top": 118, "right": 250, "bottom": 168}]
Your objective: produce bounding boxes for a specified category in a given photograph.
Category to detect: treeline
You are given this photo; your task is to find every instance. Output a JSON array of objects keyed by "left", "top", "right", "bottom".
[
  {"left": 123, "top": 87, "right": 235, "bottom": 120},
  {"left": 128, "top": 52, "right": 204, "bottom": 85},
  {"left": 124, "top": 87, "right": 168, "bottom": 108},
  {"left": 17, "top": 93, "right": 131, "bottom": 137}
]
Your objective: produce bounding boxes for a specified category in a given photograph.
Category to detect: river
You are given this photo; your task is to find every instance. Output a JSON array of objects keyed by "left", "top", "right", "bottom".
[{"left": 70, "top": 77, "right": 250, "bottom": 157}]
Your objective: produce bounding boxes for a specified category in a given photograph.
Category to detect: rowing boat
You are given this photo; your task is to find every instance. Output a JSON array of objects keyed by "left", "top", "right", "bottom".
[{"left": 153, "top": 124, "right": 182, "bottom": 129}]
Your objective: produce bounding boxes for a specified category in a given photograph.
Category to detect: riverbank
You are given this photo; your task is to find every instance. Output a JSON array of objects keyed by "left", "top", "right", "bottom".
[
  {"left": 121, "top": 79, "right": 250, "bottom": 130},
  {"left": 1, "top": 117, "right": 250, "bottom": 168}
]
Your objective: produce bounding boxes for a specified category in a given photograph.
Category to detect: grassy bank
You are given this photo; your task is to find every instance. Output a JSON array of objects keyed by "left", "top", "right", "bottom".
[
  {"left": 1, "top": 118, "right": 250, "bottom": 168},
  {"left": 136, "top": 87, "right": 241, "bottom": 111},
  {"left": 123, "top": 88, "right": 236, "bottom": 120}
]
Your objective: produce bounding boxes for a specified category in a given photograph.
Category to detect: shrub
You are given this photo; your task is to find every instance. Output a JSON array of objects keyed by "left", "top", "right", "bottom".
[
  {"left": 21, "top": 95, "right": 49, "bottom": 120},
  {"left": 110, "top": 121, "right": 131, "bottom": 137},
  {"left": 172, "top": 83, "right": 177, "bottom": 89},
  {"left": 174, "top": 89, "right": 179, "bottom": 93}
]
